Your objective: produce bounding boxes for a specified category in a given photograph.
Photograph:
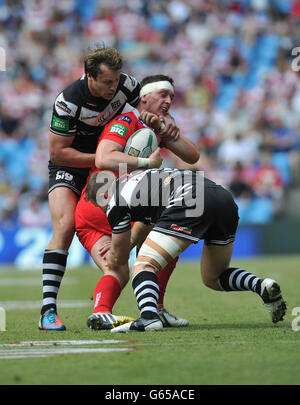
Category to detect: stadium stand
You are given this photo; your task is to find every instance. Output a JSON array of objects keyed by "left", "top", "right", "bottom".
[{"left": 0, "top": 0, "right": 300, "bottom": 231}]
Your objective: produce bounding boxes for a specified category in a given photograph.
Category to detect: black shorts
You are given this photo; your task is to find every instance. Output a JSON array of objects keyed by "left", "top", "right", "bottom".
[
  {"left": 48, "top": 161, "right": 90, "bottom": 197},
  {"left": 153, "top": 184, "right": 239, "bottom": 245}
]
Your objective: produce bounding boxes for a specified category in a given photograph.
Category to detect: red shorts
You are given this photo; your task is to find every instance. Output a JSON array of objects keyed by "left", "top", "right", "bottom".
[{"left": 75, "top": 190, "right": 112, "bottom": 254}]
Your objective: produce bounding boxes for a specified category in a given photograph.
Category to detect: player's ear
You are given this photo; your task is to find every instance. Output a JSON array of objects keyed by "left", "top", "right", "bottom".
[
  {"left": 86, "top": 72, "right": 94, "bottom": 81},
  {"left": 140, "top": 94, "right": 148, "bottom": 104}
]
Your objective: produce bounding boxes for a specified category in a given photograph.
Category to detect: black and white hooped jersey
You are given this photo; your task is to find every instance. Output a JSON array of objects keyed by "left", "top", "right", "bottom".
[
  {"left": 49, "top": 73, "right": 140, "bottom": 155},
  {"left": 106, "top": 168, "right": 213, "bottom": 234}
]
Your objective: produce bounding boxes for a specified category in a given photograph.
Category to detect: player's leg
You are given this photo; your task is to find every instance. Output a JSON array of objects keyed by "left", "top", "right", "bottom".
[
  {"left": 91, "top": 234, "right": 129, "bottom": 290},
  {"left": 112, "top": 231, "right": 191, "bottom": 333},
  {"left": 87, "top": 235, "right": 134, "bottom": 330},
  {"left": 156, "top": 257, "right": 189, "bottom": 327},
  {"left": 200, "top": 242, "right": 234, "bottom": 291},
  {"left": 130, "top": 221, "right": 188, "bottom": 327},
  {"left": 157, "top": 258, "right": 178, "bottom": 310},
  {"left": 39, "top": 187, "right": 78, "bottom": 331},
  {"left": 201, "top": 242, "right": 286, "bottom": 323}
]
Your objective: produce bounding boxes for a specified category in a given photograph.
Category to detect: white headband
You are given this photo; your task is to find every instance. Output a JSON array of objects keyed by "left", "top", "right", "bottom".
[{"left": 140, "top": 81, "right": 174, "bottom": 97}]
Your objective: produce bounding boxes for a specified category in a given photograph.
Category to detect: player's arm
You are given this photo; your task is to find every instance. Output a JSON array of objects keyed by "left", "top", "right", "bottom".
[
  {"left": 49, "top": 131, "right": 95, "bottom": 168},
  {"left": 139, "top": 111, "right": 200, "bottom": 164},
  {"left": 95, "top": 139, "right": 162, "bottom": 171},
  {"left": 107, "top": 230, "right": 131, "bottom": 270},
  {"left": 140, "top": 111, "right": 180, "bottom": 141},
  {"left": 164, "top": 135, "right": 200, "bottom": 164},
  {"left": 95, "top": 120, "right": 143, "bottom": 171},
  {"left": 95, "top": 119, "right": 152, "bottom": 171},
  {"left": 160, "top": 114, "right": 181, "bottom": 141},
  {"left": 96, "top": 139, "right": 140, "bottom": 171},
  {"left": 49, "top": 93, "right": 95, "bottom": 167}
]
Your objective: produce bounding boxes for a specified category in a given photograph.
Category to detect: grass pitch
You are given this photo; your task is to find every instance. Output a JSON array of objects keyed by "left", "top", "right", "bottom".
[{"left": 0, "top": 254, "right": 300, "bottom": 386}]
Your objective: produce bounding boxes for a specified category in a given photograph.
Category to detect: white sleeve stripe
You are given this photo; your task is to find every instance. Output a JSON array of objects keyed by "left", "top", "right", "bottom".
[
  {"left": 112, "top": 226, "right": 131, "bottom": 234},
  {"left": 113, "top": 221, "right": 131, "bottom": 231}
]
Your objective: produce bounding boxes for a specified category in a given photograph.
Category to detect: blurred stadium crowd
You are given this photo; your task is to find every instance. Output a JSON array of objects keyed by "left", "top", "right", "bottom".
[{"left": 0, "top": 0, "right": 300, "bottom": 228}]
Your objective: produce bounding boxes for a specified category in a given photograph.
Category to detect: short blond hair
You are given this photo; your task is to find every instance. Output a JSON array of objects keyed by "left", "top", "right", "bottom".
[
  {"left": 84, "top": 45, "right": 123, "bottom": 80},
  {"left": 85, "top": 171, "right": 117, "bottom": 206},
  {"left": 85, "top": 172, "right": 103, "bottom": 206}
]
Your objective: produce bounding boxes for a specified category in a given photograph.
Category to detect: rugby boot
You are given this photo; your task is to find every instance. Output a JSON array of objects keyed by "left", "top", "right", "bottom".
[
  {"left": 260, "top": 278, "right": 286, "bottom": 323},
  {"left": 38, "top": 308, "right": 66, "bottom": 331},
  {"left": 87, "top": 312, "right": 135, "bottom": 330},
  {"left": 111, "top": 317, "right": 163, "bottom": 333},
  {"left": 158, "top": 308, "right": 189, "bottom": 327}
]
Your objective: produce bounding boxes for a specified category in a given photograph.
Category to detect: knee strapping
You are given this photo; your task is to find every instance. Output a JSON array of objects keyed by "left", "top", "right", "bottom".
[{"left": 134, "top": 231, "right": 183, "bottom": 272}]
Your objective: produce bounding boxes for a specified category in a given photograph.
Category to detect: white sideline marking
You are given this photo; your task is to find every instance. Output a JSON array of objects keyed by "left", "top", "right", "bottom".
[
  {"left": 0, "top": 339, "right": 139, "bottom": 359},
  {"left": 0, "top": 339, "right": 137, "bottom": 347},
  {"left": 0, "top": 339, "right": 299, "bottom": 359},
  {"left": 0, "top": 277, "right": 76, "bottom": 286},
  {"left": 0, "top": 300, "right": 91, "bottom": 310},
  {"left": 0, "top": 347, "right": 135, "bottom": 359},
  {"left": 131, "top": 340, "right": 300, "bottom": 347}
]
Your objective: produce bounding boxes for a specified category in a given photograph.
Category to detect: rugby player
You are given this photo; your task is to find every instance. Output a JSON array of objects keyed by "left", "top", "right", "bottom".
[
  {"left": 74, "top": 75, "right": 200, "bottom": 330},
  {"left": 85, "top": 168, "right": 287, "bottom": 332},
  {"left": 39, "top": 46, "right": 180, "bottom": 331}
]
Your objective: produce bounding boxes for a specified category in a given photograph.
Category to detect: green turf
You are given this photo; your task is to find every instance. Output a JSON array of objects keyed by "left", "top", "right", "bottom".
[{"left": 0, "top": 255, "right": 300, "bottom": 385}]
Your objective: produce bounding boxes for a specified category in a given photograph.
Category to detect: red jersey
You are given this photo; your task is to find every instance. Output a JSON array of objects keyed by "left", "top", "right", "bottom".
[{"left": 75, "top": 110, "right": 161, "bottom": 253}]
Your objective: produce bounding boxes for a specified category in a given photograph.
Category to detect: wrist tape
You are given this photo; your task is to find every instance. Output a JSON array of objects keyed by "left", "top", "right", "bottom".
[{"left": 137, "top": 157, "right": 150, "bottom": 168}]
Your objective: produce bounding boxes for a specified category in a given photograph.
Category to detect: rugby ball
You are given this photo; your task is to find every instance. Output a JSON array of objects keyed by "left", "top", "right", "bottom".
[{"left": 124, "top": 128, "right": 158, "bottom": 157}]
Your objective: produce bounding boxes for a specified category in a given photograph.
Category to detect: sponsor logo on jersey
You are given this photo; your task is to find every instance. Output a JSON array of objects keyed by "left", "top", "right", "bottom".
[
  {"left": 170, "top": 224, "right": 192, "bottom": 235},
  {"left": 117, "top": 116, "right": 132, "bottom": 124},
  {"left": 54, "top": 93, "right": 78, "bottom": 117},
  {"left": 55, "top": 171, "right": 74, "bottom": 183},
  {"left": 111, "top": 100, "right": 122, "bottom": 111},
  {"left": 109, "top": 123, "right": 129, "bottom": 137},
  {"left": 52, "top": 116, "right": 69, "bottom": 131},
  {"left": 56, "top": 100, "right": 72, "bottom": 115}
]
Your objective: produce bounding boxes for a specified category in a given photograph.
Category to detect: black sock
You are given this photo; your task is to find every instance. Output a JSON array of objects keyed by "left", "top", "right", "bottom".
[
  {"left": 132, "top": 271, "right": 159, "bottom": 320},
  {"left": 219, "top": 267, "right": 262, "bottom": 294}
]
